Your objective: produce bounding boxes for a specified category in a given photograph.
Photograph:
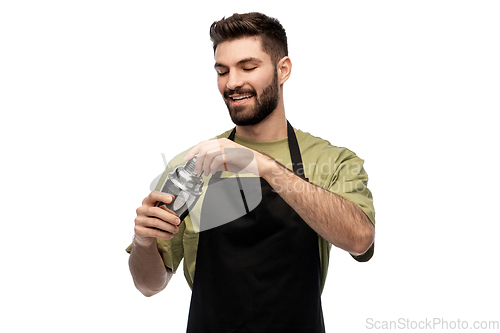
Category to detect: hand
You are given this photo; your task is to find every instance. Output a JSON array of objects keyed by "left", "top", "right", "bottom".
[
  {"left": 133, "top": 191, "right": 182, "bottom": 245},
  {"left": 185, "top": 138, "right": 271, "bottom": 177}
]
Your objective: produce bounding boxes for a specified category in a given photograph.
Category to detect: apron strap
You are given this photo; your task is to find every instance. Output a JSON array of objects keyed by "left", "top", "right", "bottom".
[
  {"left": 286, "top": 120, "right": 306, "bottom": 180},
  {"left": 228, "top": 127, "right": 237, "bottom": 141}
]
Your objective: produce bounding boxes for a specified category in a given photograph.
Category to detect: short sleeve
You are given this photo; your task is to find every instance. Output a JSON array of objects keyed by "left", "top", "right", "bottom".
[
  {"left": 326, "top": 149, "right": 375, "bottom": 226},
  {"left": 326, "top": 149, "right": 375, "bottom": 262}
]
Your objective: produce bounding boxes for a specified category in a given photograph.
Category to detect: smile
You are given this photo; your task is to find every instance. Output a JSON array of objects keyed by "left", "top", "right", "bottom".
[
  {"left": 229, "top": 94, "right": 254, "bottom": 105},
  {"left": 230, "top": 94, "right": 253, "bottom": 101}
]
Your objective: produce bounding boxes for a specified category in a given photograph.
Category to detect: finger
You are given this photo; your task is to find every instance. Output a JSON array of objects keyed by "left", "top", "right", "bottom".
[
  {"left": 136, "top": 205, "right": 181, "bottom": 235},
  {"left": 146, "top": 216, "right": 180, "bottom": 234},
  {"left": 186, "top": 141, "right": 209, "bottom": 174},
  {"left": 146, "top": 206, "right": 181, "bottom": 225},
  {"left": 144, "top": 191, "right": 174, "bottom": 207},
  {"left": 194, "top": 149, "right": 206, "bottom": 175},
  {"left": 184, "top": 139, "right": 219, "bottom": 162},
  {"left": 222, "top": 148, "right": 228, "bottom": 172},
  {"left": 203, "top": 147, "right": 225, "bottom": 175},
  {"left": 208, "top": 154, "right": 226, "bottom": 174},
  {"left": 184, "top": 143, "right": 201, "bottom": 162},
  {"left": 135, "top": 214, "right": 180, "bottom": 234},
  {"left": 188, "top": 140, "right": 223, "bottom": 174}
]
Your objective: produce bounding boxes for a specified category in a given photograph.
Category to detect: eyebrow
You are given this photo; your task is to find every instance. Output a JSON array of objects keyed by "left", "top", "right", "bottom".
[{"left": 214, "top": 57, "right": 263, "bottom": 69}]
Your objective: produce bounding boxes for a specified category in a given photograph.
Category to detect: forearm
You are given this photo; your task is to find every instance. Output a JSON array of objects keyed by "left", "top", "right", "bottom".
[
  {"left": 128, "top": 237, "right": 172, "bottom": 297},
  {"left": 261, "top": 158, "right": 374, "bottom": 255}
]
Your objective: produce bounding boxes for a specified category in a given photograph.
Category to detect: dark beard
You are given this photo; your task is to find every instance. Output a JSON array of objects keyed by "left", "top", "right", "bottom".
[{"left": 224, "top": 71, "right": 279, "bottom": 126}]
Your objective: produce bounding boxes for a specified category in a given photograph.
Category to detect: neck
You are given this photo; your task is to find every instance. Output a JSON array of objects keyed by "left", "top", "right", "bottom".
[{"left": 235, "top": 95, "right": 289, "bottom": 141}]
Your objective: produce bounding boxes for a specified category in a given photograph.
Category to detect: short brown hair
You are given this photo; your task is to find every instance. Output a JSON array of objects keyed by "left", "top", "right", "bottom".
[{"left": 209, "top": 12, "right": 288, "bottom": 65}]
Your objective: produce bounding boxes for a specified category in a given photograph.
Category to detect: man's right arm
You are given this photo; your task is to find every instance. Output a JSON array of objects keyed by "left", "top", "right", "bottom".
[{"left": 128, "top": 192, "right": 181, "bottom": 297}]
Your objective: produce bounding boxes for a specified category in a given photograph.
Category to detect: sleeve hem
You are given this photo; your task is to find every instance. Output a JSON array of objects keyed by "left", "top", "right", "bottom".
[{"left": 350, "top": 242, "right": 374, "bottom": 262}]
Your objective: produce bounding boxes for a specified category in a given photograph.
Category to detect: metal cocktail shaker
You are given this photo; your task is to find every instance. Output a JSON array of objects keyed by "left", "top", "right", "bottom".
[{"left": 157, "top": 156, "right": 204, "bottom": 222}]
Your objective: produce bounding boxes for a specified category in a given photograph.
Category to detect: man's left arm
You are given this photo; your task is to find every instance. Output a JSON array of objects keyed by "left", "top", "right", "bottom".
[{"left": 260, "top": 155, "right": 375, "bottom": 256}]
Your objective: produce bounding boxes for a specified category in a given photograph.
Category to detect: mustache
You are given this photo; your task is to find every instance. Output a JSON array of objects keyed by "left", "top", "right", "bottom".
[{"left": 223, "top": 88, "right": 257, "bottom": 99}]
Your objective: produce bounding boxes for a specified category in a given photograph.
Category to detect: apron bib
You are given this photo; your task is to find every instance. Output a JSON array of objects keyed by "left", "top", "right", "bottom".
[{"left": 187, "top": 122, "right": 325, "bottom": 333}]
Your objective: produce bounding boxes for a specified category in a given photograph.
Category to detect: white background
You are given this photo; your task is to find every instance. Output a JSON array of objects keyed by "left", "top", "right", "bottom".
[{"left": 1, "top": 1, "right": 499, "bottom": 332}]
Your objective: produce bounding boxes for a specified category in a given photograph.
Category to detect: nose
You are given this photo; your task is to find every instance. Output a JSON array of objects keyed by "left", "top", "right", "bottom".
[{"left": 226, "top": 71, "right": 244, "bottom": 91}]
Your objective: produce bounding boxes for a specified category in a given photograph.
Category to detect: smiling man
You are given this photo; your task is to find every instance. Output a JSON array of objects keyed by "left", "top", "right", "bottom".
[
  {"left": 127, "top": 12, "right": 375, "bottom": 333},
  {"left": 216, "top": 45, "right": 280, "bottom": 127}
]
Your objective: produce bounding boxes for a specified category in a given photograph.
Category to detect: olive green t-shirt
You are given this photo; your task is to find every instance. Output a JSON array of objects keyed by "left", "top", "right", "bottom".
[{"left": 126, "top": 129, "right": 375, "bottom": 292}]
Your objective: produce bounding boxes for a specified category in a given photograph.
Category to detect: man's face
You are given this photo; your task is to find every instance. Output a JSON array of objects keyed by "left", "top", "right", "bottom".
[{"left": 214, "top": 37, "right": 280, "bottom": 126}]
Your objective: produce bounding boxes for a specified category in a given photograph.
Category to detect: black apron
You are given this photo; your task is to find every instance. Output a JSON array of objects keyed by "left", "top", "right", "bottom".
[{"left": 187, "top": 121, "right": 325, "bottom": 333}]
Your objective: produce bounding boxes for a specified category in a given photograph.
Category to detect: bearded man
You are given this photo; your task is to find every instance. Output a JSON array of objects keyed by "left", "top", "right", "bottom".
[{"left": 127, "top": 12, "right": 375, "bottom": 333}]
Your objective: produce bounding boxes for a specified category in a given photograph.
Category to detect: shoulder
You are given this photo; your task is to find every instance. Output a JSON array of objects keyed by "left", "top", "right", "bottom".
[
  {"left": 295, "top": 129, "right": 368, "bottom": 186},
  {"left": 297, "top": 130, "right": 361, "bottom": 165}
]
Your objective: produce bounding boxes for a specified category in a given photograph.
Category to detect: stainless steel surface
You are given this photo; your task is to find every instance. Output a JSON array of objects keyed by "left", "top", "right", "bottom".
[{"left": 159, "top": 156, "right": 204, "bottom": 220}]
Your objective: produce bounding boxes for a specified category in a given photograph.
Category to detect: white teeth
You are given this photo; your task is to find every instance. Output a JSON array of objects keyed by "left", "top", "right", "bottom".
[{"left": 231, "top": 95, "right": 252, "bottom": 100}]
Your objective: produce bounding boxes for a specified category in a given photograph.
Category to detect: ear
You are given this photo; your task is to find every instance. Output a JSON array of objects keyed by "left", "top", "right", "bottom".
[{"left": 277, "top": 56, "right": 292, "bottom": 85}]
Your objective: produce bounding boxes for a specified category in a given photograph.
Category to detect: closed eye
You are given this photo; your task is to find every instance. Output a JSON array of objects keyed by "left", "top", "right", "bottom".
[{"left": 243, "top": 67, "right": 257, "bottom": 72}]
